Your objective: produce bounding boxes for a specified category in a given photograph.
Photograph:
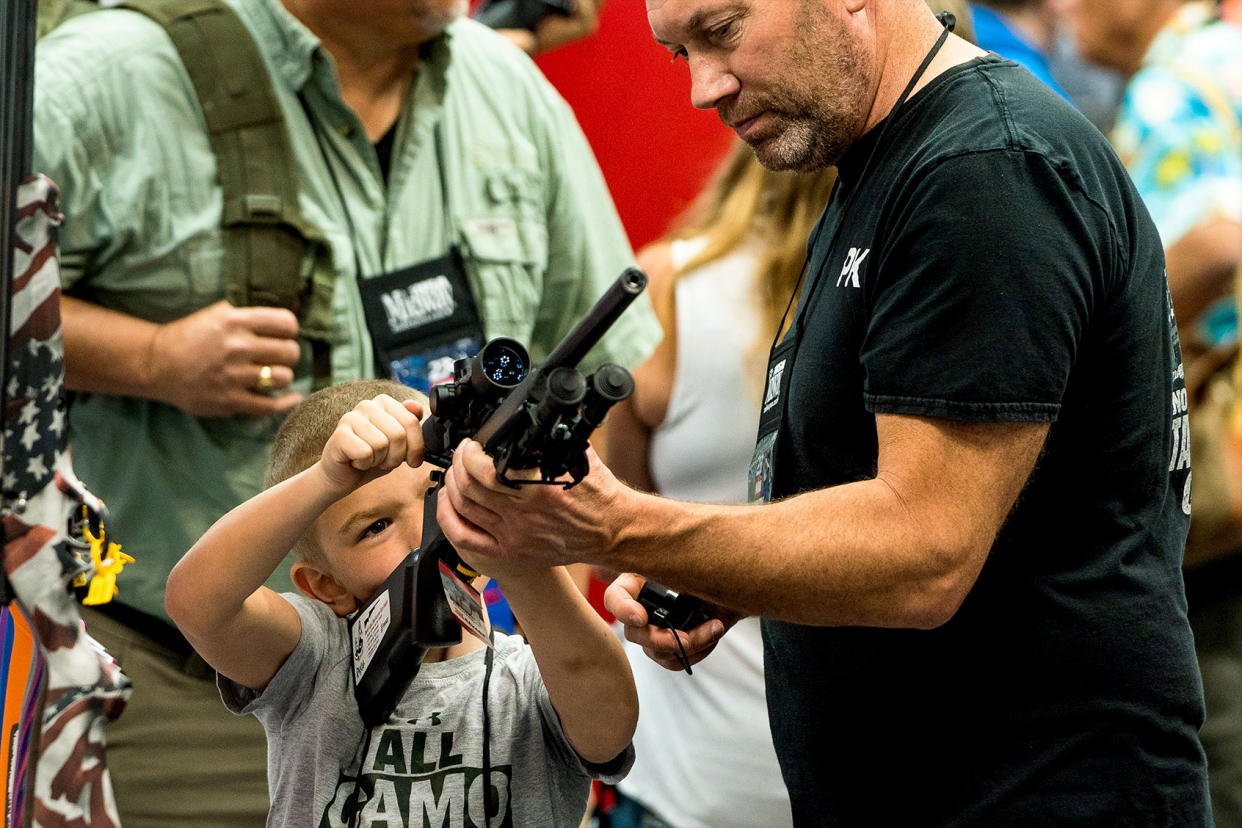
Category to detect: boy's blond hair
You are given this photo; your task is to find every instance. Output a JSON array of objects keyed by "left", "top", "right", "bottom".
[{"left": 266, "top": 378, "right": 428, "bottom": 563}]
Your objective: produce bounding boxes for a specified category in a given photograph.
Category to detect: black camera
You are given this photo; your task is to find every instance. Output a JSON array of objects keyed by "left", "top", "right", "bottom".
[
  {"left": 637, "top": 581, "right": 710, "bottom": 631},
  {"left": 472, "top": 0, "right": 575, "bottom": 32}
]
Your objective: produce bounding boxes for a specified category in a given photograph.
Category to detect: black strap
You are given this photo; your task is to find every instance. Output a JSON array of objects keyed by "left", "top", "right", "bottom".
[
  {"left": 774, "top": 19, "right": 955, "bottom": 349},
  {"left": 481, "top": 634, "right": 495, "bottom": 826}
]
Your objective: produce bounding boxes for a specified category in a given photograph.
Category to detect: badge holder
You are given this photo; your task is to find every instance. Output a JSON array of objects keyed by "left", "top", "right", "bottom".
[
  {"left": 358, "top": 245, "right": 486, "bottom": 393},
  {"left": 749, "top": 340, "right": 795, "bottom": 506}
]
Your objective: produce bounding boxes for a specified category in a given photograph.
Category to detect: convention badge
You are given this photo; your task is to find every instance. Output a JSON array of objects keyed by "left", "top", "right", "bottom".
[
  {"left": 349, "top": 588, "right": 392, "bottom": 685},
  {"left": 749, "top": 338, "right": 796, "bottom": 504},
  {"left": 438, "top": 560, "right": 496, "bottom": 648},
  {"left": 358, "top": 245, "right": 485, "bottom": 392}
]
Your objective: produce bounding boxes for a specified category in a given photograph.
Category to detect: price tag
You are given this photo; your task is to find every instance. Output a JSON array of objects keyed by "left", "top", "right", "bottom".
[
  {"left": 350, "top": 589, "right": 391, "bottom": 684},
  {"left": 438, "top": 562, "right": 495, "bottom": 647}
]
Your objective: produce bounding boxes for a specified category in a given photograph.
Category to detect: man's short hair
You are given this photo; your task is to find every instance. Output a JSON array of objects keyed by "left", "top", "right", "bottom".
[{"left": 266, "top": 378, "right": 428, "bottom": 562}]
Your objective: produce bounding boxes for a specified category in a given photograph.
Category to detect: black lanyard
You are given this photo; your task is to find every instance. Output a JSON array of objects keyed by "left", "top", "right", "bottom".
[
  {"left": 303, "top": 91, "right": 489, "bottom": 391},
  {"left": 771, "top": 16, "right": 955, "bottom": 354}
]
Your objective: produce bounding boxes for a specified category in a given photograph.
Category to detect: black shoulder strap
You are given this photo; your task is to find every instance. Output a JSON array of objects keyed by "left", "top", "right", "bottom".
[{"left": 117, "top": 0, "right": 336, "bottom": 387}]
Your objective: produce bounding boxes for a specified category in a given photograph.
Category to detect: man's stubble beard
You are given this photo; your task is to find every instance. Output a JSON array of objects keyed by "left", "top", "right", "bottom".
[{"left": 748, "top": 4, "right": 873, "bottom": 172}]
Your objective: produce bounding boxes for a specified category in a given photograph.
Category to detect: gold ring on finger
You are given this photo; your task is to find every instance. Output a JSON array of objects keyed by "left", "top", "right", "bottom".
[{"left": 256, "top": 364, "right": 276, "bottom": 393}]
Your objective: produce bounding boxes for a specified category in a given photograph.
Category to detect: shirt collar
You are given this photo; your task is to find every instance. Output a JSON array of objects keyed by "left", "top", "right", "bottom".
[{"left": 226, "top": 0, "right": 320, "bottom": 92}]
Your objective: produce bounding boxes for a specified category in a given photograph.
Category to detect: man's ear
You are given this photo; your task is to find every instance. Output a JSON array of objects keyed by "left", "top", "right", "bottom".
[{"left": 292, "top": 562, "right": 358, "bottom": 617}]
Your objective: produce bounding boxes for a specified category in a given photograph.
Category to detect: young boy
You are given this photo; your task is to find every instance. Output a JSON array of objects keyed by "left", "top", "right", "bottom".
[{"left": 166, "top": 379, "right": 638, "bottom": 827}]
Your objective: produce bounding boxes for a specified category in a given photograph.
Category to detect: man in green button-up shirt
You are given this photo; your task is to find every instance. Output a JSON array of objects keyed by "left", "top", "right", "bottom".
[{"left": 34, "top": 0, "right": 659, "bottom": 823}]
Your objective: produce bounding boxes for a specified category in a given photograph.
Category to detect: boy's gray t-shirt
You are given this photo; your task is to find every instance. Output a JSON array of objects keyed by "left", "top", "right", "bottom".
[{"left": 220, "top": 593, "right": 633, "bottom": 827}]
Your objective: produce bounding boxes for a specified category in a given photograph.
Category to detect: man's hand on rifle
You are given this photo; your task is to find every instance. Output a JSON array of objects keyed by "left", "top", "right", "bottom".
[{"left": 438, "top": 438, "right": 626, "bottom": 572}]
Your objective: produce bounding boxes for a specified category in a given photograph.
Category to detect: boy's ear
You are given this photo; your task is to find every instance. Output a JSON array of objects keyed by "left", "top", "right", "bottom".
[{"left": 291, "top": 562, "right": 358, "bottom": 618}]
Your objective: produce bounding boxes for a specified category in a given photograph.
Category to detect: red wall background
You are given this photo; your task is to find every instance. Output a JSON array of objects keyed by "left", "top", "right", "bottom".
[
  {"left": 533, "top": 2, "right": 736, "bottom": 614},
  {"left": 534, "top": 0, "right": 737, "bottom": 252}
]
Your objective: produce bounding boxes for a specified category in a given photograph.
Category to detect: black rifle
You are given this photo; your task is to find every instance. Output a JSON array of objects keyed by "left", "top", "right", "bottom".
[
  {"left": 1, "top": 0, "right": 38, "bottom": 605},
  {"left": 351, "top": 268, "right": 646, "bottom": 725}
]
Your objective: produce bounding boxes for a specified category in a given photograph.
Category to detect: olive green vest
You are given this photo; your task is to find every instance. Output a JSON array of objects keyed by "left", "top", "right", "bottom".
[{"left": 38, "top": 0, "right": 335, "bottom": 386}]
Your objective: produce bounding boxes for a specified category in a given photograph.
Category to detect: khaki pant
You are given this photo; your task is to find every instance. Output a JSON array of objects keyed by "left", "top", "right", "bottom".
[{"left": 82, "top": 606, "right": 270, "bottom": 827}]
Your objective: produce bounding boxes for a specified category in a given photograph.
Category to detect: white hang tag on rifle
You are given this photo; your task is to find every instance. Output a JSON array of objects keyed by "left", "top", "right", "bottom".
[{"left": 438, "top": 561, "right": 496, "bottom": 648}]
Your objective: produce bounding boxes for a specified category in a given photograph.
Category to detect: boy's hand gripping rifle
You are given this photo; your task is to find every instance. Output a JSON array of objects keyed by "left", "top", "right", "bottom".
[{"left": 351, "top": 268, "right": 646, "bottom": 725}]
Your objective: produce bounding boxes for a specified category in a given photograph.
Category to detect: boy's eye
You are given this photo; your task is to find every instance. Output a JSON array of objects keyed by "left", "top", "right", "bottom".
[{"left": 360, "top": 518, "right": 391, "bottom": 541}]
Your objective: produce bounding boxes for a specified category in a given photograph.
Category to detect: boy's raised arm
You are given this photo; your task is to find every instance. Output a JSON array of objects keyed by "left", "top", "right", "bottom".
[
  {"left": 165, "top": 463, "right": 344, "bottom": 691},
  {"left": 491, "top": 565, "right": 639, "bottom": 765},
  {"left": 165, "top": 394, "right": 424, "bottom": 691}
]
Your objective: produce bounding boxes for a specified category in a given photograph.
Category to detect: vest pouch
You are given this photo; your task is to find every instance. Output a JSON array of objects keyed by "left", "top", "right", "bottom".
[{"left": 457, "top": 216, "right": 547, "bottom": 349}]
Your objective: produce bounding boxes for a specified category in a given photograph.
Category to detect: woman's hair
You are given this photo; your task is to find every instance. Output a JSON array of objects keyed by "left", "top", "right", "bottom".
[{"left": 665, "top": 141, "right": 837, "bottom": 344}]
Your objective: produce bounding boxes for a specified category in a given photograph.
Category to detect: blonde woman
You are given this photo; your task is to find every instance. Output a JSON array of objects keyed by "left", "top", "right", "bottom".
[{"left": 602, "top": 142, "right": 834, "bottom": 828}]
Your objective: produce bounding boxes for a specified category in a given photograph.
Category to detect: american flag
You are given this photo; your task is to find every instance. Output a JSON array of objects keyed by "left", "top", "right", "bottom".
[
  {"left": 3, "top": 174, "right": 130, "bottom": 828},
  {"left": 3, "top": 174, "right": 64, "bottom": 507}
]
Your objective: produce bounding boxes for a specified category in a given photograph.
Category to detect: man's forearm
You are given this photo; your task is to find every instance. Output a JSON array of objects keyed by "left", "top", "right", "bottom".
[
  {"left": 442, "top": 418, "right": 1046, "bottom": 632},
  {"left": 600, "top": 417, "right": 1048, "bottom": 628},
  {"left": 61, "top": 295, "right": 161, "bottom": 397},
  {"left": 607, "top": 481, "right": 974, "bottom": 629}
]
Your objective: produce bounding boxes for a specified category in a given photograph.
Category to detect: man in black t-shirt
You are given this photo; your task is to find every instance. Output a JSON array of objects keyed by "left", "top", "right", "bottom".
[{"left": 436, "top": 0, "right": 1212, "bottom": 823}]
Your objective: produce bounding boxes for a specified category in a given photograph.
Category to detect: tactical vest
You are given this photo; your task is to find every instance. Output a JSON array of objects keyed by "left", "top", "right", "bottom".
[{"left": 38, "top": 0, "right": 336, "bottom": 387}]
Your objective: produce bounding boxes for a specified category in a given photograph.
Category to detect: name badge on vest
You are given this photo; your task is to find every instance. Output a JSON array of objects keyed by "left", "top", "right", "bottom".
[
  {"left": 749, "top": 337, "right": 796, "bottom": 504},
  {"left": 358, "top": 246, "right": 485, "bottom": 392}
]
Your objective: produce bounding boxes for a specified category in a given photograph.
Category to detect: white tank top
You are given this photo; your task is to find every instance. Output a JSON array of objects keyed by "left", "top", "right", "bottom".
[{"left": 619, "top": 237, "right": 793, "bottom": 828}]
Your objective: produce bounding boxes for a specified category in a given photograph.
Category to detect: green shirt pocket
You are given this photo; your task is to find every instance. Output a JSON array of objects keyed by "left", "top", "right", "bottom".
[{"left": 457, "top": 216, "right": 549, "bottom": 352}]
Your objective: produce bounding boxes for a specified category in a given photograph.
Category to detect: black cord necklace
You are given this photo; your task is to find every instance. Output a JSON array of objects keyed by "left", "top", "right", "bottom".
[{"left": 771, "top": 13, "right": 956, "bottom": 352}]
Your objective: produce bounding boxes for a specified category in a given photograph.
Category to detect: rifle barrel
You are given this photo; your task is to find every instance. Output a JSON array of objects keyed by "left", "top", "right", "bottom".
[
  {"left": 544, "top": 267, "right": 646, "bottom": 370},
  {"left": 474, "top": 268, "right": 647, "bottom": 453}
]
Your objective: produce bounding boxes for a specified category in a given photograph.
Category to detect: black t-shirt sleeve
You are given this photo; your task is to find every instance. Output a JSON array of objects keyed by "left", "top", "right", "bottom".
[{"left": 861, "top": 148, "right": 1103, "bottom": 422}]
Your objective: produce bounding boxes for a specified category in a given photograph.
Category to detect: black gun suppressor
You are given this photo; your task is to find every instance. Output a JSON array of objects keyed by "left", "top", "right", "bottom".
[{"left": 349, "top": 267, "right": 646, "bottom": 725}]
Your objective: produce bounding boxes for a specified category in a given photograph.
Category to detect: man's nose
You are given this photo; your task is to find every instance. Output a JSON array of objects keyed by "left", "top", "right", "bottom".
[{"left": 688, "top": 56, "right": 740, "bottom": 111}]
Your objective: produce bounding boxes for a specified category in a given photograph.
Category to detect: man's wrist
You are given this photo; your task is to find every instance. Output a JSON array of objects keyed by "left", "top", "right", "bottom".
[
  {"left": 142, "top": 318, "right": 174, "bottom": 404},
  {"left": 600, "top": 484, "right": 658, "bottom": 574}
]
